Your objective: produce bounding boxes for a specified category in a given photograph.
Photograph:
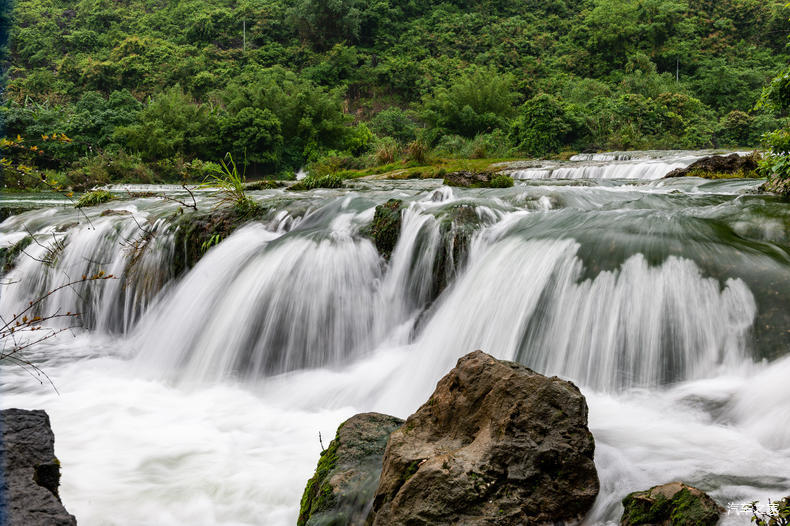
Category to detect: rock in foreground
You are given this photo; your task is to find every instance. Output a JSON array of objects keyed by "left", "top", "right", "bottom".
[
  {"left": 0, "top": 409, "right": 77, "bottom": 526},
  {"left": 620, "top": 482, "right": 723, "bottom": 526},
  {"left": 664, "top": 152, "right": 759, "bottom": 179},
  {"left": 368, "top": 350, "right": 599, "bottom": 525},
  {"left": 299, "top": 413, "right": 404, "bottom": 526}
]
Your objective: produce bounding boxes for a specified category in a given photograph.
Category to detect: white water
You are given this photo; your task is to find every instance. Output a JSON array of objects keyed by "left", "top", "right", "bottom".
[
  {"left": 2, "top": 156, "right": 789, "bottom": 525},
  {"left": 509, "top": 150, "right": 750, "bottom": 181}
]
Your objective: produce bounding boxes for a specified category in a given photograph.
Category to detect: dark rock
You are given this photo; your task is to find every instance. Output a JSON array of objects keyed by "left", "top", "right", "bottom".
[
  {"left": 0, "top": 206, "right": 38, "bottom": 223},
  {"left": 368, "top": 350, "right": 599, "bottom": 526},
  {"left": 620, "top": 481, "right": 724, "bottom": 526},
  {"left": 99, "top": 209, "right": 132, "bottom": 217},
  {"left": 443, "top": 171, "right": 513, "bottom": 188},
  {"left": 366, "top": 199, "right": 404, "bottom": 259},
  {"left": 0, "top": 409, "right": 77, "bottom": 526},
  {"left": 664, "top": 152, "right": 760, "bottom": 179},
  {"left": 0, "top": 237, "right": 33, "bottom": 274},
  {"left": 299, "top": 413, "right": 404, "bottom": 526}
]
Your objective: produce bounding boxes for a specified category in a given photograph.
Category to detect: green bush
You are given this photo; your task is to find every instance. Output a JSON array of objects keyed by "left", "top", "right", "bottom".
[
  {"left": 510, "top": 94, "right": 579, "bottom": 157},
  {"left": 290, "top": 174, "right": 344, "bottom": 191},
  {"left": 76, "top": 190, "right": 115, "bottom": 208},
  {"left": 488, "top": 175, "right": 514, "bottom": 188},
  {"left": 421, "top": 68, "right": 517, "bottom": 139}
]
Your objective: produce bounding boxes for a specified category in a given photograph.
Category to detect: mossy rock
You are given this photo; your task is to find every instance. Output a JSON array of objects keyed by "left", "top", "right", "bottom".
[
  {"left": 621, "top": 482, "right": 723, "bottom": 526},
  {"left": 76, "top": 190, "right": 115, "bottom": 208},
  {"left": 761, "top": 175, "right": 790, "bottom": 197},
  {"left": 298, "top": 413, "right": 404, "bottom": 526},
  {"left": 365, "top": 199, "right": 404, "bottom": 259},
  {"left": 443, "top": 171, "right": 513, "bottom": 188},
  {"left": 0, "top": 236, "right": 33, "bottom": 274},
  {"left": 170, "top": 204, "right": 269, "bottom": 276}
]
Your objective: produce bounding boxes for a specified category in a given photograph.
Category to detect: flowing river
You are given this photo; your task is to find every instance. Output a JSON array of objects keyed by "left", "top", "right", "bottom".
[{"left": 1, "top": 151, "right": 789, "bottom": 525}]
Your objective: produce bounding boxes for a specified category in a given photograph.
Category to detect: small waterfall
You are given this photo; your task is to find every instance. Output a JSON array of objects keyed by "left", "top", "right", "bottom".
[{"left": 0, "top": 208, "right": 175, "bottom": 334}]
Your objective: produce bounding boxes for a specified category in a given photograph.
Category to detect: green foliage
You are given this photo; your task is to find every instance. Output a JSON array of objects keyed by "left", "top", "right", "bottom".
[
  {"left": 369, "top": 108, "right": 417, "bottom": 144},
  {"left": 751, "top": 497, "right": 790, "bottom": 526},
  {"left": 421, "top": 68, "right": 517, "bottom": 139},
  {"left": 510, "top": 94, "right": 579, "bottom": 157},
  {"left": 202, "top": 154, "right": 258, "bottom": 215},
  {"left": 489, "top": 174, "right": 514, "bottom": 188},
  {"left": 2, "top": 0, "right": 789, "bottom": 188},
  {"left": 76, "top": 190, "right": 115, "bottom": 208},
  {"left": 290, "top": 174, "right": 344, "bottom": 191}
]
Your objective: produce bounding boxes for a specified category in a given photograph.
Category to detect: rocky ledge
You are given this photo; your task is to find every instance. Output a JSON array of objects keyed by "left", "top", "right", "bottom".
[
  {"left": 300, "top": 350, "right": 599, "bottom": 525},
  {"left": 0, "top": 409, "right": 77, "bottom": 526},
  {"left": 664, "top": 152, "right": 760, "bottom": 179}
]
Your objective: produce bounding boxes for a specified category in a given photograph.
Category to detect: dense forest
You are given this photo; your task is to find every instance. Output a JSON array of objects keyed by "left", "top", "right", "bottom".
[{"left": 1, "top": 0, "right": 790, "bottom": 188}]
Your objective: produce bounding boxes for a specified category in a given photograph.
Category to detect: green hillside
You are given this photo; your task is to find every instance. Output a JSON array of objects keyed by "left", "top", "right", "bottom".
[{"left": 1, "top": 0, "right": 789, "bottom": 188}]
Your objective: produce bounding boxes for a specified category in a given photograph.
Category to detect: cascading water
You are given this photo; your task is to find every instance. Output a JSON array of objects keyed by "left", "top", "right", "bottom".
[{"left": 1, "top": 152, "right": 789, "bottom": 525}]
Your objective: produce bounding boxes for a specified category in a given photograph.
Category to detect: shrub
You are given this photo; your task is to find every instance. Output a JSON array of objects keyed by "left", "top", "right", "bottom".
[
  {"left": 405, "top": 140, "right": 429, "bottom": 164},
  {"left": 76, "top": 190, "right": 115, "bottom": 208},
  {"left": 369, "top": 108, "right": 417, "bottom": 144},
  {"left": 510, "top": 94, "right": 579, "bottom": 157},
  {"left": 290, "top": 174, "right": 344, "bottom": 191},
  {"left": 374, "top": 137, "right": 400, "bottom": 165},
  {"left": 488, "top": 175, "right": 514, "bottom": 188},
  {"left": 202, "top": 154, "right": 259, "bottom": 215},
  {"left": 421, "top": 68, "right": 517, "bottom": 138}
]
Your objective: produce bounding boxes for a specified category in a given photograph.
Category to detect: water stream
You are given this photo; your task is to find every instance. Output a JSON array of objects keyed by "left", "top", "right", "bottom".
[{"left": 1, "top": 151, "right": 789, "bottom": 525}]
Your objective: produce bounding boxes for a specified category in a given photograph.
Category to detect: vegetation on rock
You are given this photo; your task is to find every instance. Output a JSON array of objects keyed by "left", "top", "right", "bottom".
[{"left": 621, "top": 482, "right": 723, "bottom": 526}]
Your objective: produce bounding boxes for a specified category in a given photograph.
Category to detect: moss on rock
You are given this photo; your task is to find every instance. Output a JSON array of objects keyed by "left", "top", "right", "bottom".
[
  {"left": 0, "top": 236, "right": 33, "bottom": 274},
  {"left": 621, "top": 482, "right": 723, "bottom": 526},
  {"left": 365, "top": 199, "right": 404, "bottom": 259}
]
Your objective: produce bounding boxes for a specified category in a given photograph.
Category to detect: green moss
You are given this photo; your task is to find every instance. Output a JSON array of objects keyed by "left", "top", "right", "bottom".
[
  {"left": 245, "top": 180, "right": 284, "bottom": 191},
  {"left": 401, "top": 460, "right": 421, "bottom": 484},
  {"left": 76, "top": 190, "right": 115, "bottom": 208},
  {"left": 685, "top": 168, "right": 760, "bottom": 179},
  {"left": 622, "top": 487, "right": 720, "bottom": 526},
  {"left": 669, "top": 488, "right": 720, "bottom": 525},
  {"left": 1, "top": 236, "right": 33, "bottom": 273},
  {"left": 290, "top": 174, "right": 344, "bottom": 191},
  {"left": 622, "top": 492, "right": 672, "bottom": 525},
  {"left": 489, "top": 175, "right": 515, "bottom": 187},
  {"left": 298, "top": 439, "right": 340, "bottom": 526},
  {"left": 364, "top": 199, "right": 404, "bottom": 259}
]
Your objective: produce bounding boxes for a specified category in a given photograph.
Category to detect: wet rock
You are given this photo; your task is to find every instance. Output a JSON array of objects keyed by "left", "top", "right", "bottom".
[
  {"left": 0, "top": 206, "right": 38, "bottom": 222},
  {"left": 299, "top": 413, "right": 404, "bottom": 526},
  {"left": 0, "top": 236, "right": 33, "bottom": 274},
  {"left": 368, "top": 350, "right": 599, "bottom": 526},
  {"left": 99, "top": 209, "right": 132, "bottom": 217},
  {"left": 366, "top": 199, "right": 404, "bottom": 259},
  {"left": 0, "top": 409, "right": 77, "bottom": 526},
  {"left": 665, "top": 153, "right": 760, "bottom": 179},
  {"left": 443, "top": 171, "right": 513, "bottom": 188},
  {"left": 171, "top": 204, "right": 268, "bottom": 275},
  {"left": 620, "top": 481, "right": 723, "bottom": 526}
]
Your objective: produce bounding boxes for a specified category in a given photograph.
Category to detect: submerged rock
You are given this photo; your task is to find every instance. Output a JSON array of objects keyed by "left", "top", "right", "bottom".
[
  {"left": 665, "top": 152, "right": 760, "bottom": 179},
  {"left": 298, "top": 413, "right": 404, "bottom": 526},
  {"left": 620, "top": 481, "right": 723, "bottom": 526},
  {"left": 0, "top": 409, "right": 77, "bottom": 526},
  {"left": 368, "top": 350, "right": 599, "bottom": 526},
  {"left": 366, "top": 199, "right": 404, "bottom": 259}
]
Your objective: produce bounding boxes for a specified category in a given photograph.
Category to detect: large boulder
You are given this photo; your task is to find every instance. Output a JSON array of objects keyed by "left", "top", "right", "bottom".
[
  {"left": 664, "top": 152, "right": 759, "bottom": 179},
  {"left": 620, "top": 482, "right": 723, "bottom": 526},
  {"left": 0, "top": 409, "right": 77, "bottom": 526},
  {"left": 299, "top": 413, "right": 404, "bottom": 526},
  {"left": 367, "top": 350, "right": 599, "bottom": 525}
]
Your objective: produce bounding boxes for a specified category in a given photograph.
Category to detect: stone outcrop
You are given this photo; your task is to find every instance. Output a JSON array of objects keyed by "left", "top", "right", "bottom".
[
  {"left": 367, "top": 350, "right": 599, "bottom": 526},
  {"left": 299, "top": 413, "right": 404, "bottom": 526},
  {"left": 664, "top": 152, "right": 759, "bottom": 179},
  {"left": 366, "top": 199, "right": 403, "bottom": 259},
  {"left": 620, "top": 482, "right": 723, "bottom": 526},
  {"left": 0, "top": 409, "right": 77, "bottom": 526},
  {"left": 443, "top": 171, "right": 514, "bottom": 188}
]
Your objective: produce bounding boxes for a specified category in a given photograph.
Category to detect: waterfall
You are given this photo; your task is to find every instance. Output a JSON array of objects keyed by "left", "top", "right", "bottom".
[{"left": 1, "top": 154, "right": 788, "bottom": 526}]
